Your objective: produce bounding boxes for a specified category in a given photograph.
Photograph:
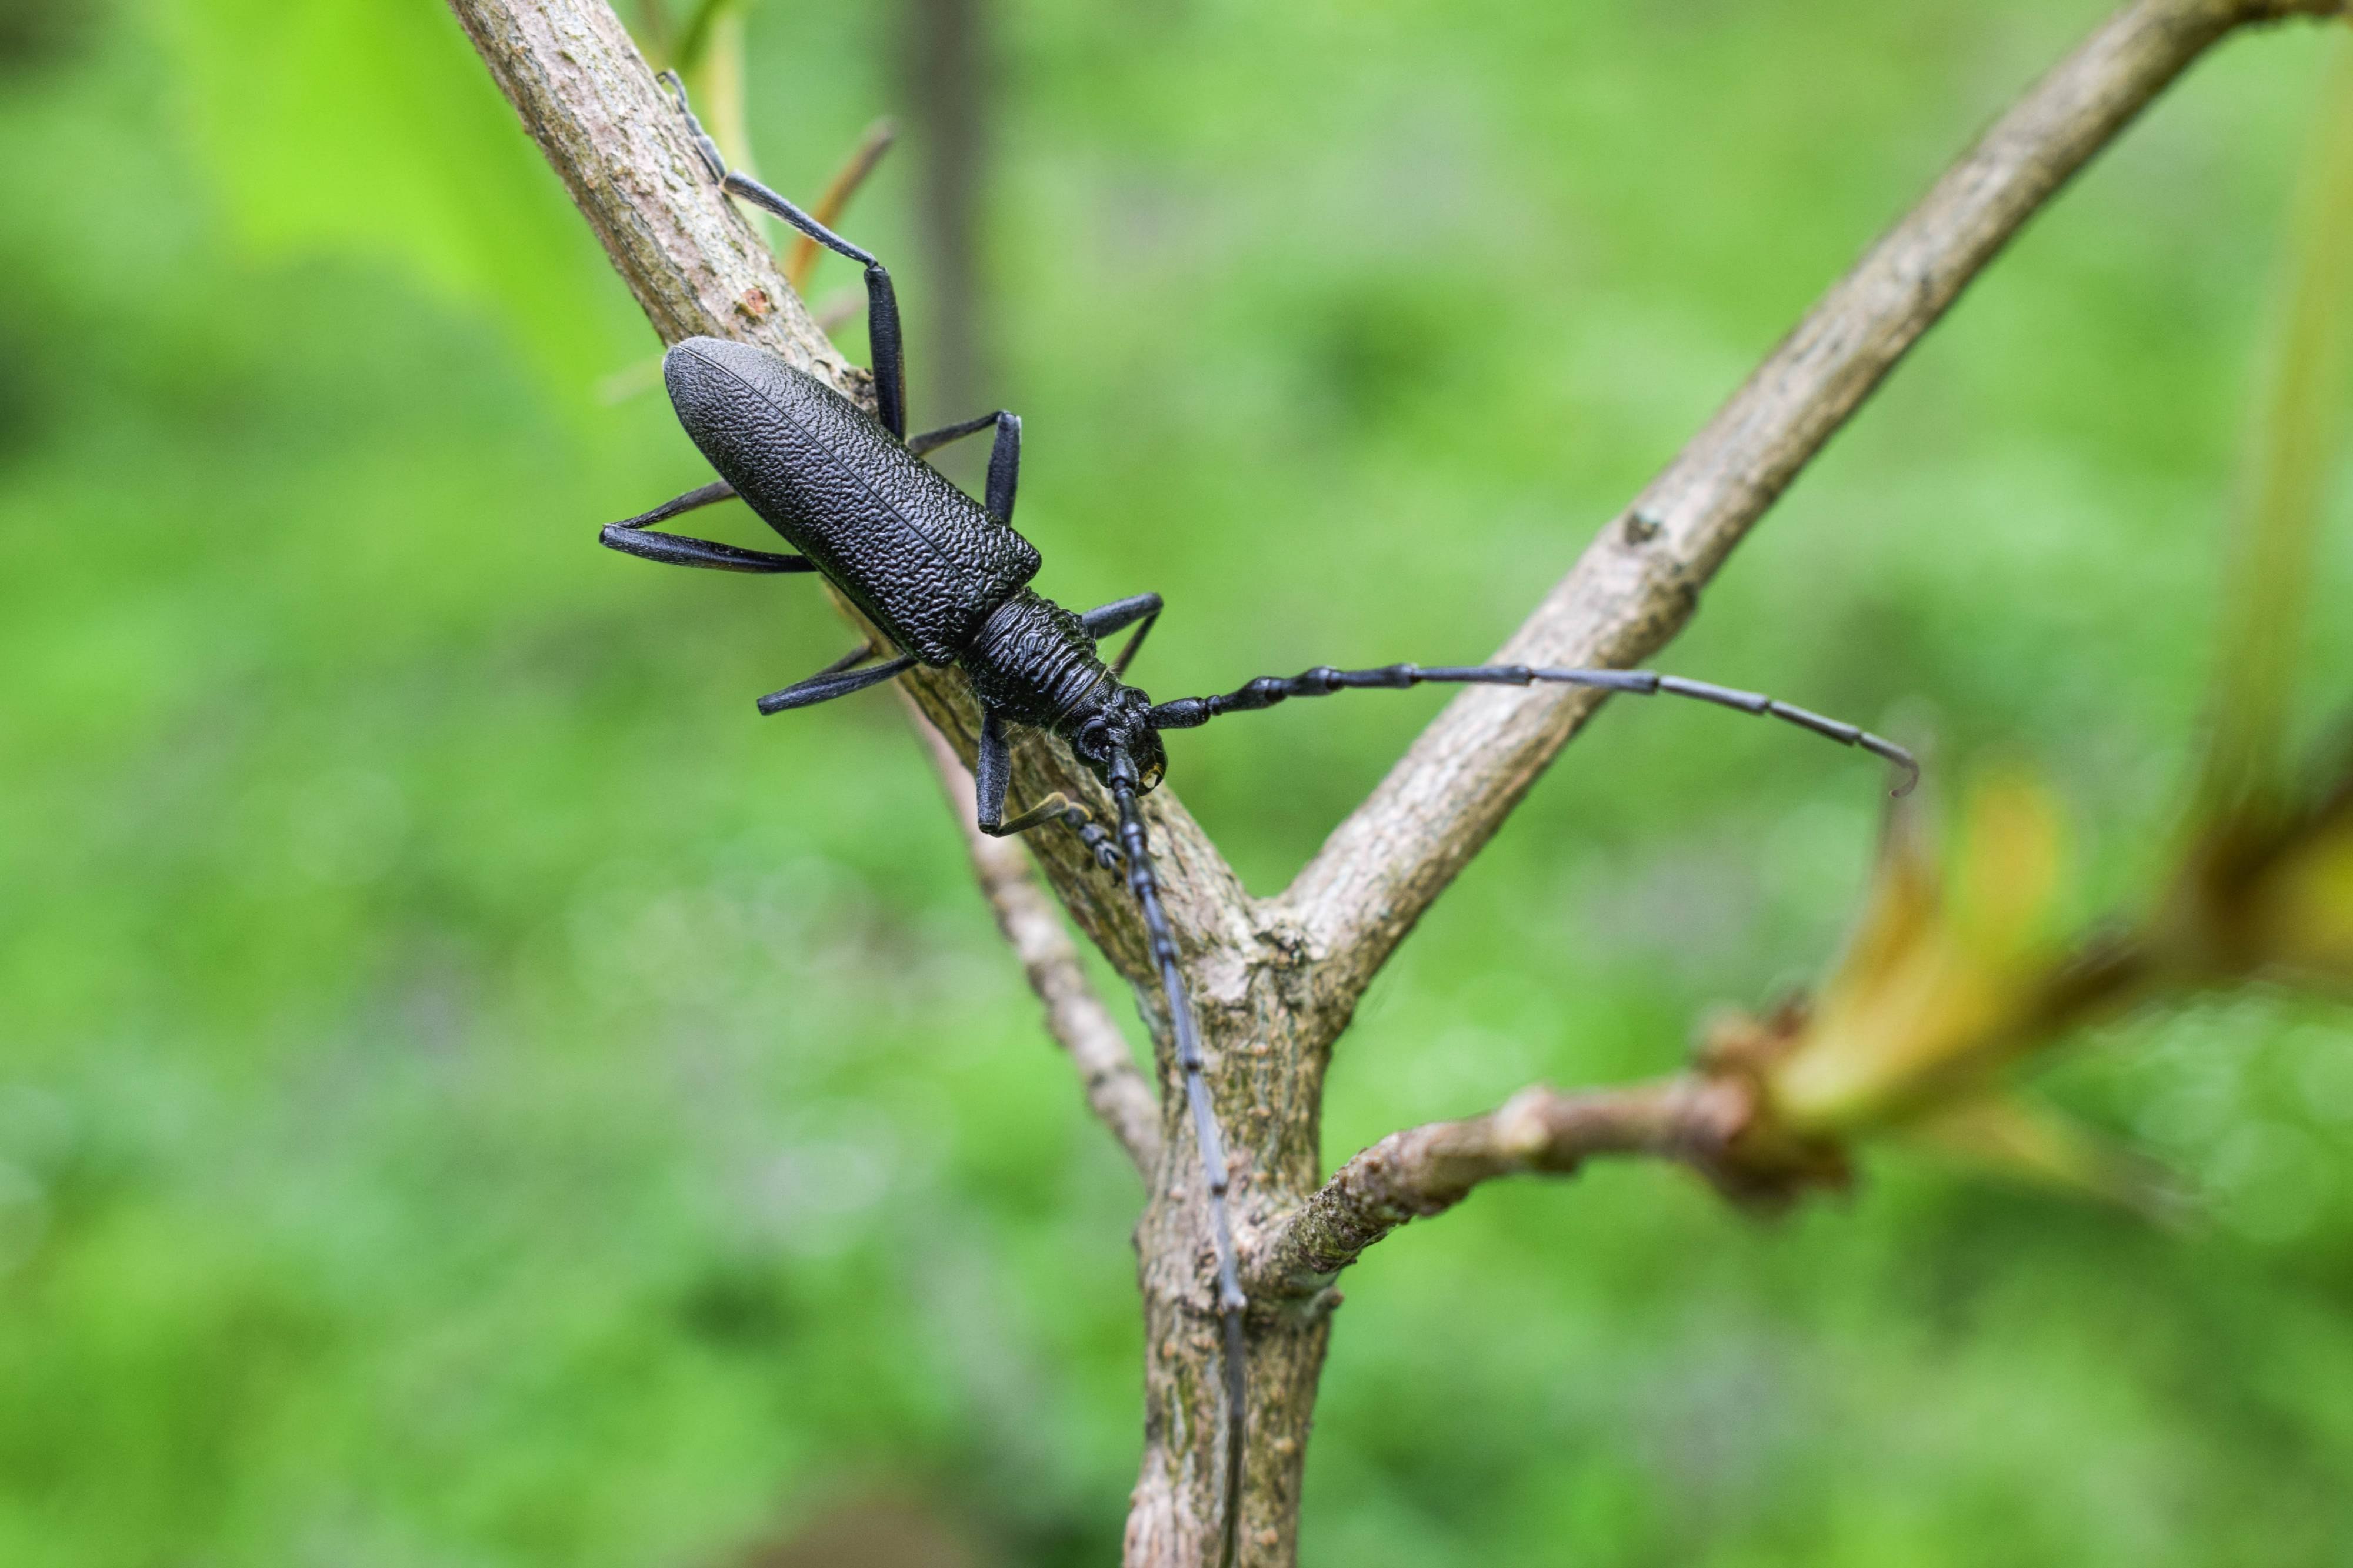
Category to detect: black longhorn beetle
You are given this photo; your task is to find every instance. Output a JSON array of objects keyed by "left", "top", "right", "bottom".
[{"left": 605, "top": 71, "right": 1918, "bottom": 1566}]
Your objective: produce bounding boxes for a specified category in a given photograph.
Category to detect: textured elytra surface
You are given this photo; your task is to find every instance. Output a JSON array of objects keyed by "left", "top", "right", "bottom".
[{"left": 665, "top": 336, "right": 1041, "bottom": 664}]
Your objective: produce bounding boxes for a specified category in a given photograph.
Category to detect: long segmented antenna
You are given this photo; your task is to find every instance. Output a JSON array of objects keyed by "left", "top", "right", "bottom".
[
  {"left": 1149, "top": 663, "right": 1919, "bottom": 796},
  {"left": 1108, "top": 748, "right": 1247, "bottom": 1568}
]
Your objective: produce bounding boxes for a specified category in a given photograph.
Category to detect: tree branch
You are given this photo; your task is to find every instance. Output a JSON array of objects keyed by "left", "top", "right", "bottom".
[
  {"left": 906, "top": 701, "right": 1164, "bottom": 1178},
  {"left": 1245, "top": 1077, "right": 1767, "bottom": 1297},
  {"left": 452, "top": 0, "right": 837, "bottom": 363},
  {"left": 1277, "top": 0, "right": 2348, "bottom": 1017},
  {"left": 448, "top": 0, "right": 2346, "bottom": 1560},
  {"left": 451, "top": 12, "right": 1301, "bottom": 1556}
]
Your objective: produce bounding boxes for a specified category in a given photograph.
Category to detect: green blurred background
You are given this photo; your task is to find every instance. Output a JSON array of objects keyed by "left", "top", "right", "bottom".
[{"left": 5, "top": 1, "right": 2352, "bottom": 1563}]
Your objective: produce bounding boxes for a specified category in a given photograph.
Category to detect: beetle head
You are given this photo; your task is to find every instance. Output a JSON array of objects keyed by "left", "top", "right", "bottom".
[{"left": 1069, "top": 685, "right": 1165, "bottom": 794}]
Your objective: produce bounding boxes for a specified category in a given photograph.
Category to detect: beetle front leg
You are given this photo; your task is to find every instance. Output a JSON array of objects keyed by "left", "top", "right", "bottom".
[{"left": 975, "top": 709, "right": 1121, "bottom": 868}]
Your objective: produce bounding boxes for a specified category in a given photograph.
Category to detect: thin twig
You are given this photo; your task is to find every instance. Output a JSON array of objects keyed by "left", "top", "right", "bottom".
[
  {"left": 1245, "top": 1077, "right": 1758, "bottom": 1297},
  {"left": 907, "top": 700, "right": 1165, "bottom": 1177},
  {"left": 1278, "top": 0, "right": 2350, "bottom": 1017}
]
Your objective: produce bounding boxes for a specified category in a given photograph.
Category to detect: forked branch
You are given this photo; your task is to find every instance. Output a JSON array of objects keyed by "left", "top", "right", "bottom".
[{"left": 448, "top": 0, "right": 2346, "bottom": 1561}]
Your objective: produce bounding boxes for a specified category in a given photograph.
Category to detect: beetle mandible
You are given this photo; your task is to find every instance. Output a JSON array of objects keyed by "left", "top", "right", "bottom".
[{"left": 605, "top": 71, "right": 1918, "bottom": 1567}]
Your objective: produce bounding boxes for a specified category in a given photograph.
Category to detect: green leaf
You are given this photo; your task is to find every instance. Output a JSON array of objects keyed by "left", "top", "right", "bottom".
[{"left": 162, "top": 0, "right": 648, "bottom": 402}]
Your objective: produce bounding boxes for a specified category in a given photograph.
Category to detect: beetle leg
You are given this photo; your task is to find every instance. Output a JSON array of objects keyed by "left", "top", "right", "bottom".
[
  {"left": 976, "top": 708, "right": 1070, "bottom": 834},
  {"left": 611, "top": 478, "right": 737, "bottom": 526},
  {"left": 1061, "top": 806, "right": 1124, "bottom": 869},
  {"left": 659, "top": 69, "right": 729, "bottom": 183},
  {"left": 784, "top": 117, "right": 898, "bottom": 296},
  {"left": 974, "top": 709, "right": 1121, "bottom": 867},
  {"left": 599, "top": 480, "right": 814, "bottom": 573},
  {"left": 600, "top": 527, "right": 813, "bottom": 574},
  {"left": 755, "top": 650, "right": 917, "bottom": 715},
  {"left": 812, "top": 640, "right": 883, "bottom": 676},
  {"left": 973, "top": 708, "right": 1014, "bottom": 827},
  {"left": 1079, "top": 593, "right": 1164, "bottom": 678},
  {"left": 909, "top": 410, "right": 1021, "bottom": 525},
  {"left": 994, "top": 793, "right": 1122, "bottom": 866},
  {"left": 987, "top": 792, "right": 1079, "bottom": 837},
  {"left": 660, "top": 71, "right": 909, "bottom": 440}
]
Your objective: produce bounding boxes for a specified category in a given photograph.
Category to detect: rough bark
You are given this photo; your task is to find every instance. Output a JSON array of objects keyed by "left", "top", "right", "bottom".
[{"left": 446, "top": 0, "right": 2345, "bottom": 1562}]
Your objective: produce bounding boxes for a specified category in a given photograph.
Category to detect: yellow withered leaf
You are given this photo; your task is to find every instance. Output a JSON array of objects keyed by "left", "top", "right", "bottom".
[
  {"left": 1767, "top": 775, "right": 2070, "bottom": 1135},
  {"left": 2245, "top": 797, "right": 2353, "bottom": 986},
  {"left": 1899, "top": 1094, "right": 2179, "bottom": 1220}
]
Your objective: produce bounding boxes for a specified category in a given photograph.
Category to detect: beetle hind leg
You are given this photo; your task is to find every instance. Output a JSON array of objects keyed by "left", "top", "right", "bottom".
[
  {"left": 601, "top": 526, "right": 813, "bottom": 574},
  {"left": 660, "top": 71, "right": 909, "bottom": 441}
]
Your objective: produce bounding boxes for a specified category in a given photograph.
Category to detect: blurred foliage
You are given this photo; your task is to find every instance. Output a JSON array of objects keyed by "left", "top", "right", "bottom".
[
  {"left": 1698, "top": 775, "right": 2157, "bottom": 1212},
  {"left": 1714, "top": 60, "right": 2353, "bottom": 1207},
  {"left": 2200, "top": 31, "right": 2353, "bottom": 816},
  {"left": 163, "top": 0, "right": 645, "bottom": 397},
  {"left": 0, "top": 0, "right": 98, "bottom": 76},
  {"left": 2, "top": 2, "right": 2351, "bottom": 1567}
]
